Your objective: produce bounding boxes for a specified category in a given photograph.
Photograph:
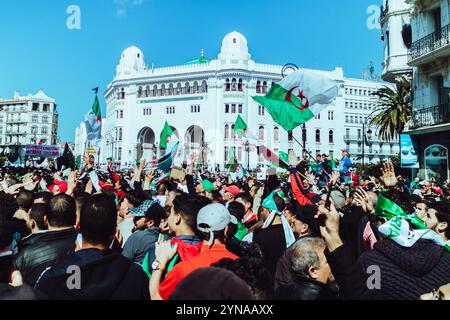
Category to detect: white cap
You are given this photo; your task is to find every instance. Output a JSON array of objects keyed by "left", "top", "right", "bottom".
[{"left": 197, "top": 204, "right": 238, "bottom": 247}]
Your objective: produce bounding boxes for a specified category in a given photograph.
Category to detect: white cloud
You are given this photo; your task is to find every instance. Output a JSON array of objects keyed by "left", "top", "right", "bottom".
[{"left": 114, "top": 0, "right": 144, "bottom": 17}]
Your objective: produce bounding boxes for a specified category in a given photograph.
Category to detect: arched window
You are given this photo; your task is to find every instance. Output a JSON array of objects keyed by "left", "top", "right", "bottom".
[
  {"left": 256, "top": 81, "right": 261, "bottom": 94},
  {"left": 231, "top": 125, "right": 236, "bottom": 139},
  {"left": 329, "top": 130, "right": 334, "bottom": 144},
  {"left": 193, "top": 81, "right": 198, "bottom": 94},
  {"left": 119, "top": 128, "right": 123, "bottom": 141},
  {"left": 145, "top": 85, "right": 151, "bottom": 97},
  {"left": 169, "top": 83, "right": 174, "bottom": 95},
  {"left": 176, "top": 83, "right": 182, "bottom": 95},
  {"left": 238, "top": 79, "right": 243, "bottom": 91},
  {"left": 262, "top": 81, "right": 268, "bottom": 94},
  {"left": 316, "top": 129, "right": 321, "bottom": 143},
  {"left": 185, "top": 82, "right": 191, "bottom": 94},
  {"left": 120, "top": 88, "right": 125, "bottom": 99},
  {"left": 118, "top": 147, "right": 122, "bottom": 161},
  {"left": 41, "top": 126, "right": 48, "bottom": 135},
  {"left": 273, "top": 127, "right": 279, "bottom": 142},
  {"left": 42, "top": 116, "right": 48, "bottom": 123},
  {"left": 225, "top": 79, "right": 230, "bottom": 92},
  {"left": 137, "top": 86, "right": 143, "bottom": 98},
  {"left": 153, "top": 85, "right": 158, "bottom": 97},
  {"left": 259, "top": 126, "right": 265, "bottom": 140},
  {"left": 231, "top": 78, "right": 237, "bottom": 91},
  {"left": 202, "top": 80, "right": 208, "bottom": 93},
  {"left": 161, "top": 84, "right": 166, "bottom": 96},
  {"left": 224, "top": 125, "right": 229, "bottom": 140}
]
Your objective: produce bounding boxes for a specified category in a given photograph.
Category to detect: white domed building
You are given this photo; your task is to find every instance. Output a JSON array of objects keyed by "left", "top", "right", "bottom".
[{"left": 76, "top": 32, "right": 397, "bottom": 169}]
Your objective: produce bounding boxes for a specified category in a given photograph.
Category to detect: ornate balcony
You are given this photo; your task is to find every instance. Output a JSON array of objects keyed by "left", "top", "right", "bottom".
[
  {"left": 408, "top": 24, "right": 450, "bottom": 65},
  {"left": 410, "top": 104, "right": 450, "bottom": 130}
]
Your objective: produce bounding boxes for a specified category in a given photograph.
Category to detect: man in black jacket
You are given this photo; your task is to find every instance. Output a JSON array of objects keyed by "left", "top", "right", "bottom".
[
  {"left": 275, "top": 236, "right": 337, "bottom": 300},
  {"left": 35, "top": 194, "right": 149, "bottom": 300},
  {"left": 13, "top": 194, "right": 77, "bottom": 286}
]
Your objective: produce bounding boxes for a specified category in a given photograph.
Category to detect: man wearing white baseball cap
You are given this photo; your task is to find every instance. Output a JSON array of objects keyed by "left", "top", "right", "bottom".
[{"left": 150, "top": 203, "right": 239, "bottom": 300}]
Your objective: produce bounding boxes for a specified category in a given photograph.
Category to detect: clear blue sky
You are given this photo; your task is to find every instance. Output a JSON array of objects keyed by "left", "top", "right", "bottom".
[{"left": 0, "top": 0, "right": 383, "bottom": 142}]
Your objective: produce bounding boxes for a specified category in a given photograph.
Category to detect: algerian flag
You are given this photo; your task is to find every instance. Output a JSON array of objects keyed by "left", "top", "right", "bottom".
[
  {"left": 253, "top": 69, "right": 339, "bottom": 131},
  {"left": 160, "top": 122, "right": 178, "bottom": 150},
  {"left": 257, "top": 145, "right": 290, "bottom": 170},
  {"left": 233, "top": 115, "right": 248, "bottom": 138},
  {"left": 375, "top": 192, "right": 450, "bottom": 252},
  {"left": 85, "top": 93, "right": 102, "bottom": 148}
]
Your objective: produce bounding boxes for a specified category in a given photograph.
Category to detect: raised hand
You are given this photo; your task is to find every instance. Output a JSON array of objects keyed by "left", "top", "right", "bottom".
[
  {"left": 155, "top": 240, "right": 178, "bottom": 265},
  {"left": 381, "top": 161, "right": 397, "bottom": 188},
  {"left": 190, "top": 152, "right": 197, "bottom": 166},
  {"left": 139, "top": 159, "right": 147, "bottom": 171},
  {"left": 331, "top": 171, "right": 340, "bottom": 186},
  {"left": 315, "top": 203, "right": 343, "bottom": 252},
  {"left": 354, "top": 187, "right": 374, "bottom": 213},
  {"left": 288, "top": 149, "right": 298, "bottom": 167}
]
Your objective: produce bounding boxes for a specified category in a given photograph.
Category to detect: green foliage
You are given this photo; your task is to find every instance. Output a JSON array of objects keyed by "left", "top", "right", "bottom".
[{"left": 370, "top": 75, "right": 412, "bottom": 141}]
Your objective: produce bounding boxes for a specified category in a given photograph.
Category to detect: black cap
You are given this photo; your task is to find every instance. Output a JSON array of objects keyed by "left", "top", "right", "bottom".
[{"left": 294, "top": 205, "right": 320, "bottom": 236}]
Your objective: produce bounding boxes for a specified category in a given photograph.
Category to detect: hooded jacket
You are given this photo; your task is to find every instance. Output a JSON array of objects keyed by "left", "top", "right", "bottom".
[
  {"left": 358, "top": 239, "right": 450, "bottom": 300},
  {"left": 35, "top": 248, "right": 150, "bottom": 300}
]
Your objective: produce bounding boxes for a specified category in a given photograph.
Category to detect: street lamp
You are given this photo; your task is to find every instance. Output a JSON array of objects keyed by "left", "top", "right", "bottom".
[
  {"left": 244, "top": 141, "right": 251, "bottom": 171},
  {"left": 362, "top": 111, "right": 377, "bottom": 173}
]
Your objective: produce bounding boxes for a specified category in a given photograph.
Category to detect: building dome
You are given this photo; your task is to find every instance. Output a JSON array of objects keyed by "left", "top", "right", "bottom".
[
  {"left": 117, "top": 46, "right": 146, "bottom": 75},
  {"left": 219, "top": 31, "right": 251, "bottom": 61}
]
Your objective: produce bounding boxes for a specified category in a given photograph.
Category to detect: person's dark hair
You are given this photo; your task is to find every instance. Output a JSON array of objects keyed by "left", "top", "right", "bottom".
[
  {"left": 35, "top": 191, "right": 53, "bottom": 204},
  {"left": 145, "top": 203, "right": 166, "bottom": 226},
  {"left": 285, "top": 202, "right": 297, "bottom": 215},
  {"left": 211, "top": 190, "right": 224, "bottom": 204},
  {"left": 273, "top": 194, "right": 286, "bottom": 212},
  {"left": 213, "top": 243, "right": 273, "bottom": 300},
  {"left": 100, "top": 188, "right": 116, "bottom": 201},
  {"left": 383, "top": 189, "right": 415, "bottom": 215},
  {"left": 16, "top": 190, "right": 35, "bottom": 211},
  {"left": 74, "top": 192, "right": 90, "bottom": 214},
  {"left": 80, "top": 194, "right": 117, "bottom": 245},
  {"left": 29, "top": 204, "right": 48, "bottom": 230},
  {"left": 173, "top": 194, "right": 211, "bottom": 234},
  {"left": 235, "top": 192, "right": 253, "bottom": 208},
  {"left": 0, "top": 217, "right": 13, "bottom": 249},
  {"left": 47, "top": 194, "right": 76, "bottom": 227},
  {"left": 227, "top": 201, "right": 246, "bottom": 222},
  {"left": 0, "top": 192, "right": 19, "bottom": 220},
  {"left": 431, "top": 201, "right": 450, "bottom": 239},
  {"left": 124, "top": 189, "right": 147, "bottom": 207},
  {"left": 294, "top": 205, "right": 320, "bottom": 236}
]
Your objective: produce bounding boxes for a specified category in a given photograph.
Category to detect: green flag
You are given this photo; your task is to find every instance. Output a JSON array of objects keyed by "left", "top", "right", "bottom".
[
  {"left": 233, "top": 115, "right": 248, "bottom": 138},
  {"left": 160, "top": 121, "right": 174, "bottom": 150},
  {"left": 226, "top": 148, "right": 239, "bottom": 172},
  {"left": 279, "top": 151, "right": 289, "bottom": 165}
]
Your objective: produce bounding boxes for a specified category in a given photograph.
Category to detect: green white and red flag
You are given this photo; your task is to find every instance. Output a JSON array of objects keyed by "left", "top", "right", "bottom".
[{"left": 253, "top": 69, "right": 339, "bottom": 131}]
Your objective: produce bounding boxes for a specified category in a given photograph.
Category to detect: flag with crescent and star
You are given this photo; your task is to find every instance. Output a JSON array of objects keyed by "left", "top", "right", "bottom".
[{"left": 253, "top": 69, "right": 339, "bottom": 131}]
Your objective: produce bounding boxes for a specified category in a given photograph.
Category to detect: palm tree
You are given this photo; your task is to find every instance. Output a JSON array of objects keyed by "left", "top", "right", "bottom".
[{"left": 370, "top": 75, "right": 412, "bottom": 141}]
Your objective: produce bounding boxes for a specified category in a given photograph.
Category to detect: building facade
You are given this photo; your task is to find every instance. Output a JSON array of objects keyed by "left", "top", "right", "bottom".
[
  {"left": 406, "top": 0, "right": 450, "bottom": 182},
  {"left": 380, "top": 0, "right": 414, "bottom": 81},
  {"left": 80, "top": 32, "right": 397, "bottom": 169},
  {"left": 0, "top": 90, "right": 58, "bottom": 155}
]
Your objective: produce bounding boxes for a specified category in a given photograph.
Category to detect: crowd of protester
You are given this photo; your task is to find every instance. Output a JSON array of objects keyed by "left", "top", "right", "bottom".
[{"left": 0, "top": 149, "right": 449, "bottom": 300}]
